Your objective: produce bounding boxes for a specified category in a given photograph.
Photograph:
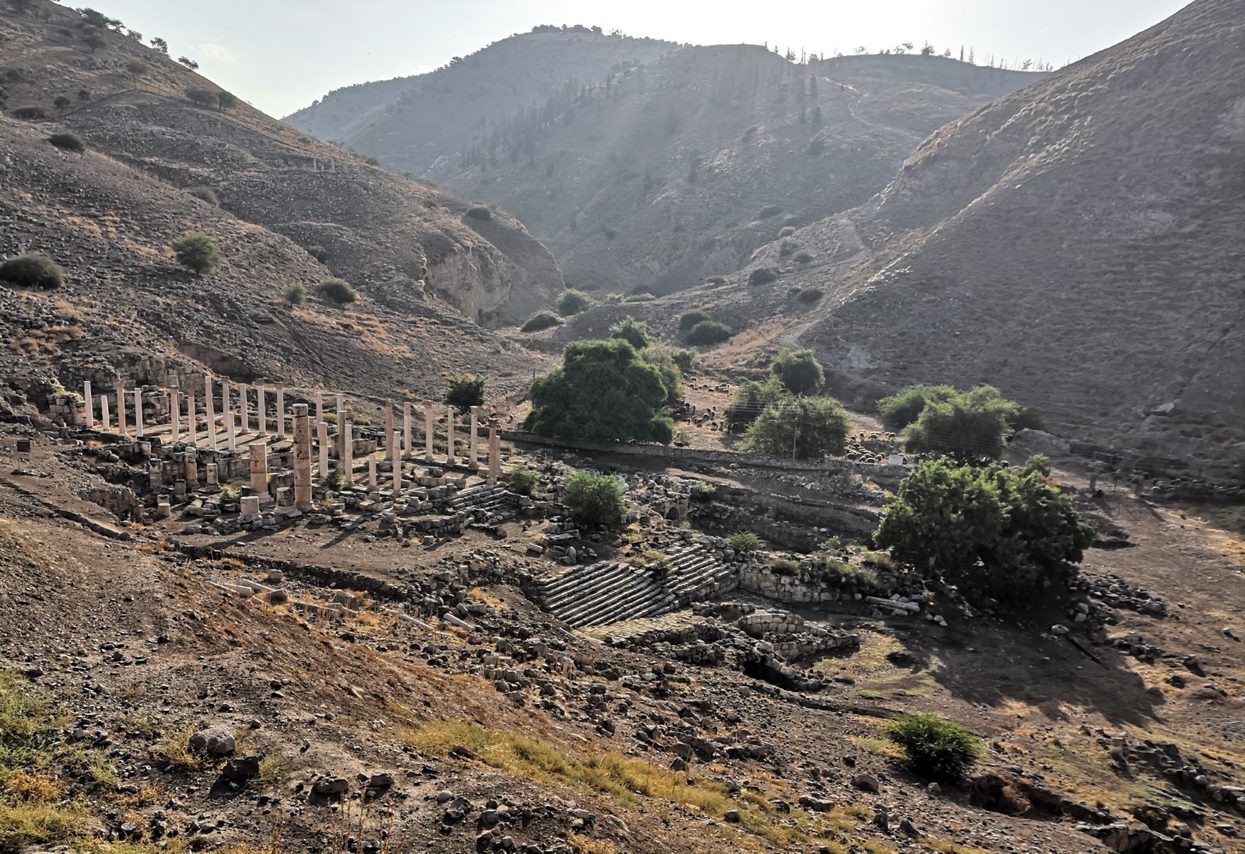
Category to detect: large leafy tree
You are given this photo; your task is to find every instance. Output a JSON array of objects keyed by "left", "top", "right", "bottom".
[
  {"left": 875, "top": 456, "right": 1093, "bottom": 604},
  {"left": 525, "top": 339, "right": 674, "bottom": 443},
  {"left": 904, "top": 385, "right": 1020, "bottom": 459},
  {"left": 770, "top": 349, "right": 825, "bottom": 395},
  {"left": 742, "top": 395, "right": 849, "bottom": 459}
]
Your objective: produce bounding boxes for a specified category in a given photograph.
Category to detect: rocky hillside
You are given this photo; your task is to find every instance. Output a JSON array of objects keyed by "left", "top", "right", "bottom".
[
  {"left": 585, "top": 0, "right": 1245, "bottom": 475},
  {"left": 0, "top": 0, "right": 562, "bottom": 405},
  {"left": 288, "top": 33, "right": 1040, "bottom": 293}
]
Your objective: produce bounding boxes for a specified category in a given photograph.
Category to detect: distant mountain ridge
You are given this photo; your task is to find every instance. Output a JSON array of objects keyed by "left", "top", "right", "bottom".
[
  {"left": 0, "top": 0, "right": 558, "bottom": 401},
  {"left": 287, "top": 32, "right": 1042, "bottom": 294},
  {"left": 565, "top": 0, "right": 1244, "bottom": 475}
]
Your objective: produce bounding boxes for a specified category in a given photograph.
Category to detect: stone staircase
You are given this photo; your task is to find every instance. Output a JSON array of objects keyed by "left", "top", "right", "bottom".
[
  {"left": 445, "top": 484, "right": 517, "bottom": 523},
  {"left": 536, "top": 543, "right": 738, "bottom": 628}
]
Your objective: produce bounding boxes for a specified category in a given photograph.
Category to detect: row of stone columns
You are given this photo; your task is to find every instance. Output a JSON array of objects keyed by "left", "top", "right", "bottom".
[{"left": 82, "top": 378, "right": 505, "bottom": 502}]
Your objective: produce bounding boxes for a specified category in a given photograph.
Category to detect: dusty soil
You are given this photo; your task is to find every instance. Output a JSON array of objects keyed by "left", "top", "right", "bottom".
[{"left": 1, "top": 421, "right": 1242, "bottom": 853}]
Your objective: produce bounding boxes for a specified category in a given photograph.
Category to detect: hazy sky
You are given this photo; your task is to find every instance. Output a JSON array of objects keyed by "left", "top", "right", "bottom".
[{"left": 87, "top": 0, "right": 1190, "bottom": 117}]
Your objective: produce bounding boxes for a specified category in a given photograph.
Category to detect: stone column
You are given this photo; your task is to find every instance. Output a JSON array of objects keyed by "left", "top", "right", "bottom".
[
  {"left": 488, "top": 420, "right": 501, "bottom": 483},
  {"left": 168, "top": 389, "right": 180, "bottom": 442},
  {"left": 117, "top": 381, "right": 127, "bottom": 437},
  {"left": 446, "top": 406, "right": 456, "bottom": 463},
  {"left": 315, "top": 391, "right": 324, "bottom": 425},
  {"left": 276, "top": 388, "right": 286, "bottom": 438},
  {"left": 186, "top": 392, "right": 197, "bottom": 446},
  {"left": 101, "top": 394, "right": 111, "bottom": 431},
  {"left": 238, "top": 383, "right": 250, "bottom": 433},
  {"left": 424, "top": 403, "right": 435, "bottom": 462},
  {"left": 402, "top": 402, "right": 412, "bottom": 455},
  {"left": 336, "top": 393, "right": 345, "bottom": 423},
  {"left": 184, "top": 450, "right": 198, "bottom": 486},
  {"left": 249, "top": 443, "right": 269, "bottom": 497},
  {"left": 292, "top": 404, "right": 312, "bottom": 510},
  {"left": 204, "top": 376, "right": 217, "bottom": 451},
  {"left": 257, "top": 387, "right": 267, "bottom": 435},
  {"left": 468, "top": 406, "right": 481, "bottom": 470},
  {"left": 391, "top": 431, "right": 402, "bottom": 492},
  {"left": 318, "top": 422, "right": 330, "bottom": 483},
  {"left": 223, "top": 382, "right": 237, "bottom": 451},
  {"left": 368, "top": 455, "right": 377, "bottom": 491},
  {"left": 342, "top": 422, "right": 354, "bottom": 487},
  {"left": 83, "top": 380, "right": 93, "bottom": 427},
  {"left": 384, "top": 402, "right": 394, "bottom": 454},
  {"left": 133, "top": 389, "right": 144, "bottom": 437},
  {"left": 205, "top": 462, "right": 218, "bottom": 486}
]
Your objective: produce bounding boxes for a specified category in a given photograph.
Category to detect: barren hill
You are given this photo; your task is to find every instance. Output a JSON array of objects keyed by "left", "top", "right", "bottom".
[
  {"left": 580, "top": 0, "right": 1244, "bottom": 475},
  {"left": 0, "top": 0, "right": 560, "bottom": 404},
  {"left": 288, "top": 34, "right": 1041, "bottom": 294}
]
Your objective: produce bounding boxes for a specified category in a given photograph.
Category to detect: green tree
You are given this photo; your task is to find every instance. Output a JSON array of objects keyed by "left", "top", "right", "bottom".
[
  {"left": 640, "top": 346, "right": 683, "bottom": 408},
  {"left": 215, "top": 90, "right": 239, "bottom": 110},
  {"left": 724, "top": 378, "right": 786, "bottom": 432},
  {"left": 556, "top": 289, "right": 594, "bottom": 316},
  {"left": 561, "top": 471, "right": 626, "bottom": 529},
  {"left": 877, "top": 384, "right": 956, "bottom": 431},
  {"left": 743, "top": 395, "right": 848, "bottom": 459},
  {"left": 185, "top": 87, "right": 217, "bottom": 108},
  {"left": 874, "top": 456, "right": 1093, "bottom": 605},
  {"left": 445, "top": 374, "right": 485, "bottom": 414},
  {"left": 904, "top": 386, "right": 1019, "bottom": 459},
  {"left": 610, "top": 316, "right": 651, "bottom": 350},
  {"left": 525, "top": 339, "right": 674, "bottom": 444},
  {"left": 282, "top": 283, "right": 306, "bottom": 305},
  {"left": 770, "top": 348, "right": 824, "bottom": 395},
  {"left": 170, "top": 233, "right": 221, "bottom": 277}
]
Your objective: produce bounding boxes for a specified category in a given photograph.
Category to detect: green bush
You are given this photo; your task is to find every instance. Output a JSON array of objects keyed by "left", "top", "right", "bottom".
[
  {"left": 125, "top": 59, "right": 145, "bottom": 75},
  {"left": 505, "top": 463, "right": 540, "bottom": 497},
  {"left": 215, "top": 91, "right": 239, "bottom": 110},
  {"left": 875, "top": 456, "right": 1093, "bottom": 605},
  {"left": 770, "top": 349, "right": 824, "bottom": 395},
  {"left": 524, "top": 339, "right": 674, "bottom": 444},
  {"left": 445, "top": 374, "right": 485, "bottom": 414},
  {"left": 185, "top": 87, "right": 218, "bottom": 108},
  {"left": 322, "top": 467, "right": 346, "bottom": 492},
  {"left": 603, "top": 293, "right": 625, "bottom": 304},
  {"left": 728, "top": 532, "right": 764, "bottom": 553},
  {"left": 742, "top": 395, "right": 849, "bottom": 459},
  {"left": 47, "top": 132, "right": 86, "bottom": 153},
  {"left": 885, "top": 713, "right": 982, "bottom": 781},
  {"left": 170, "top": 232, "right": 221, "bottom": 277},
  {"left": 685, "top": 320, "right": 732, "bottom": 346},
  {"left": 0, "top": 253, "right": 64, "bottom": 289},
  {"left": 521, "top": 310, "right": 562, "bottom": 332},
  {"left": 671, "top": 348, "right": 695, "bottom": 373},
  {"left": 187, "top": 186, "right": 219, "bottom": 206},
  {"left": 561, "top": 471, "right": 626, "bottom": 529},
  {"left": 622, "top": 293, "right": 655, "bottom": 303},
  {"left": 796, "top": 287, "right": 823, "bottom": 303},
  {"left": 466, "top": 206, "right": 492, "bottom": 220},
  {"left": 282, "top": 283, "right": 306, "bottom": 305},
  {"left": 556, "top": 289, "right": 594, "bottom": 316},
  {"left": 748, "top": 267, "right": 778, "bottom": 286},
  {"left": 904, "top": 386, "right": 1019, "bottom": 459},
  {"left": 610, "top": 317, "right": 650, "bottom": 349},
  {"left": 319, "top": 278, "right": 357, "bottom": 305},
  {"left": 13, "top": 105, "right": 47, "bottom": 120},
  {"left": 640, "top": 346, "right": 684, "bottom": 408},
  {"left": 724, "top": 378, "right": 786, "bottom": 432},
  {"left": 678, "top": 310, "right": 710, "bottom": 332},
  {"left": 877, "top": 384, "right": 957, "bottom": 431},
  {"left": 757, "top": 205, "right": 782, "bottom": 219}
]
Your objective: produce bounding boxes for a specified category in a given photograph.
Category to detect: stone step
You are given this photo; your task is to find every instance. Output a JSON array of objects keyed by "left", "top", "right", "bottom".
[
  {"left": 563, "top": 578, "right": 674, "bottom": 628},
  {"left": 538, "top": 561, "right": 618, "bottom": 600},
  {"left": 540, "top": 563, "right": 631, "bottom": 609}
]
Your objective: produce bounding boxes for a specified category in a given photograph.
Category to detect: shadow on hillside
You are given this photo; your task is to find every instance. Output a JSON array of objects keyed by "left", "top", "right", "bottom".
[{"left": 883, "top": 619, "right": 1163, "bottom": 727}]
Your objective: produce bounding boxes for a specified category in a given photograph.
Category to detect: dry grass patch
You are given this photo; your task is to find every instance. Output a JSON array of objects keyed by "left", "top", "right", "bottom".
[
  {"left": 153, "top": 724, "right": 209, "bottom": 771},
  {"left": 403, "top": 721, "right": 863, "bottom": 849}
]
